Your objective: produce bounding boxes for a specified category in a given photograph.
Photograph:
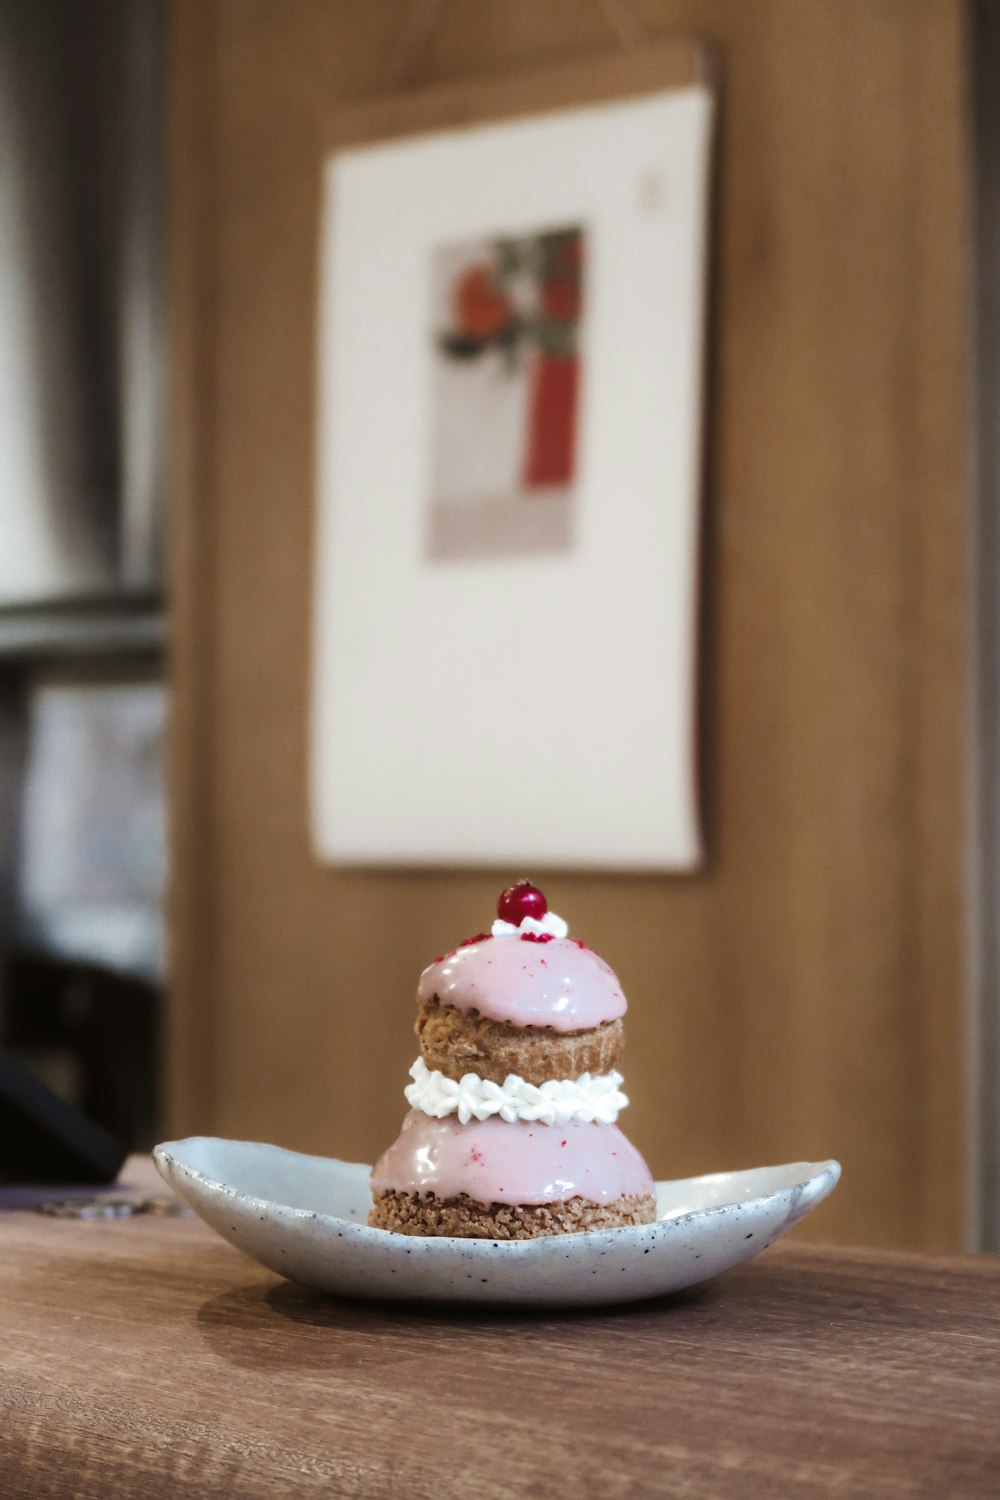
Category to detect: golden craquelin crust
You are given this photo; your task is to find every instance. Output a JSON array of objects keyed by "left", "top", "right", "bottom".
[
  {"left": 415, "top": 998, "right": 624, "bottom": 1086},
  {"left": 368, "top": 1189, "right": 656, "bottom": 1238}
]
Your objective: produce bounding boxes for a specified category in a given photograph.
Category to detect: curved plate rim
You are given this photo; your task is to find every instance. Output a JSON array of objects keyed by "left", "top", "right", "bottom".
[{"left": 154, "top": 1135, "right": 841, "bottom": 1251}]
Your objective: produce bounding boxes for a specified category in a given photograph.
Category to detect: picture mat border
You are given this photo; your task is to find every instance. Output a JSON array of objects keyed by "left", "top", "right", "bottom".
[{"left": 313, "top": 44, "right": 714, "bottom": 872}]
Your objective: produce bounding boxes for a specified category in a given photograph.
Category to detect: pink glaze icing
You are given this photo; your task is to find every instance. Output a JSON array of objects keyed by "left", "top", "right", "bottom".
[
  {"left": 417, "top": 937, "right": 626, "bottom": 1032},
  {"left": 370, "top": 1111, "right": 654, "bottom": 1206}
]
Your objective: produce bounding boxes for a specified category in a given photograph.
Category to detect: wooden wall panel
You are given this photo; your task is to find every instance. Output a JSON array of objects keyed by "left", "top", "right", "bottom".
[{"left": 167, "top": 0, "right": 969, "bottom": 1248}]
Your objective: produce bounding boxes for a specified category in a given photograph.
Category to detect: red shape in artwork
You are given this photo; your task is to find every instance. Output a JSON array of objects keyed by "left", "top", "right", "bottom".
[
  {"left": 523, "top": 354, "right": 579, "bottom": 489},
  {"left": 453, "top": 263, "right": 512, "bottom": 340}
]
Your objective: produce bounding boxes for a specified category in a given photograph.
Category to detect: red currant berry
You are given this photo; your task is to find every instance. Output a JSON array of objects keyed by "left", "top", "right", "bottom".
[{"left": 496, "top": 881, "right": 548, "bottom": 926}]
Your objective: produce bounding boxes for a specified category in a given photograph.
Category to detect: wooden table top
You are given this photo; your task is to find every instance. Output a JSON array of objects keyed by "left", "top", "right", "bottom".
[{"left": 2, "top": 1159, "right": 998, "bottom": 1499}]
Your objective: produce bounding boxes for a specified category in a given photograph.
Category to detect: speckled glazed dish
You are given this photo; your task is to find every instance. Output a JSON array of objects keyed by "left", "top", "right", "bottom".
[{"left": 154, "top": 1137, "right": 840, "bottom": 1308}]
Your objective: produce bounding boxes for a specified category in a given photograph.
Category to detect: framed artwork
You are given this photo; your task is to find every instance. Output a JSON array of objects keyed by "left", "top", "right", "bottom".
[
  {"left": 427, "top": 224, "right": 584, "bottom": 562},
  {"left": 312, "top": 45, "right": 714, "bottom": 870}
]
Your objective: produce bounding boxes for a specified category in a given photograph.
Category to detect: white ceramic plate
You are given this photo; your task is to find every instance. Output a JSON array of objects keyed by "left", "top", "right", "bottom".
[{"left": 155, "top": 1138, "right": 840, "bottom": 1307}]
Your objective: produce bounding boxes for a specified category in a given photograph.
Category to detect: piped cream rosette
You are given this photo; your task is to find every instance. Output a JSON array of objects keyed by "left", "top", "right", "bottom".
[{"left": 404, "top": 1058, "right": 628, "bottom": 1128}]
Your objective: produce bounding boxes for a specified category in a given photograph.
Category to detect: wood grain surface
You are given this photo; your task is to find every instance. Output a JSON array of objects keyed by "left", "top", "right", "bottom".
[
  {"left": 166, "top": 0, "right": 970, "bottom": 1250},
  {"left": 1, "top": 1161, "right": 997, "bottom": 1498},
  {"left": 322, "top": 35, "right": 708, "bottom": 154}
]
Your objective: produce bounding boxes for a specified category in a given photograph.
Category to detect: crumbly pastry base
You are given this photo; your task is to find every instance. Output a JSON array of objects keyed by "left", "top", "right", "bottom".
[
  {"left": 368, "top": 1190, "right": 656, "bottom": 1239},
  {"left": 416, "top": 999, "right": 624, "bottom": 1087}
]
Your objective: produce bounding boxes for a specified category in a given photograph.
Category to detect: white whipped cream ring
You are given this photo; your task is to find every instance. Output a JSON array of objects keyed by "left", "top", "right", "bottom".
[{"left": 404, "top": 1058, "right": 628, "bottom": 1127}]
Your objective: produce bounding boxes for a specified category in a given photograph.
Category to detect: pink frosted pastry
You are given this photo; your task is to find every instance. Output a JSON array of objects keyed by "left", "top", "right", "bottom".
[{"left": 369, "top": 883, "right": 656, "bottom": 1238}]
